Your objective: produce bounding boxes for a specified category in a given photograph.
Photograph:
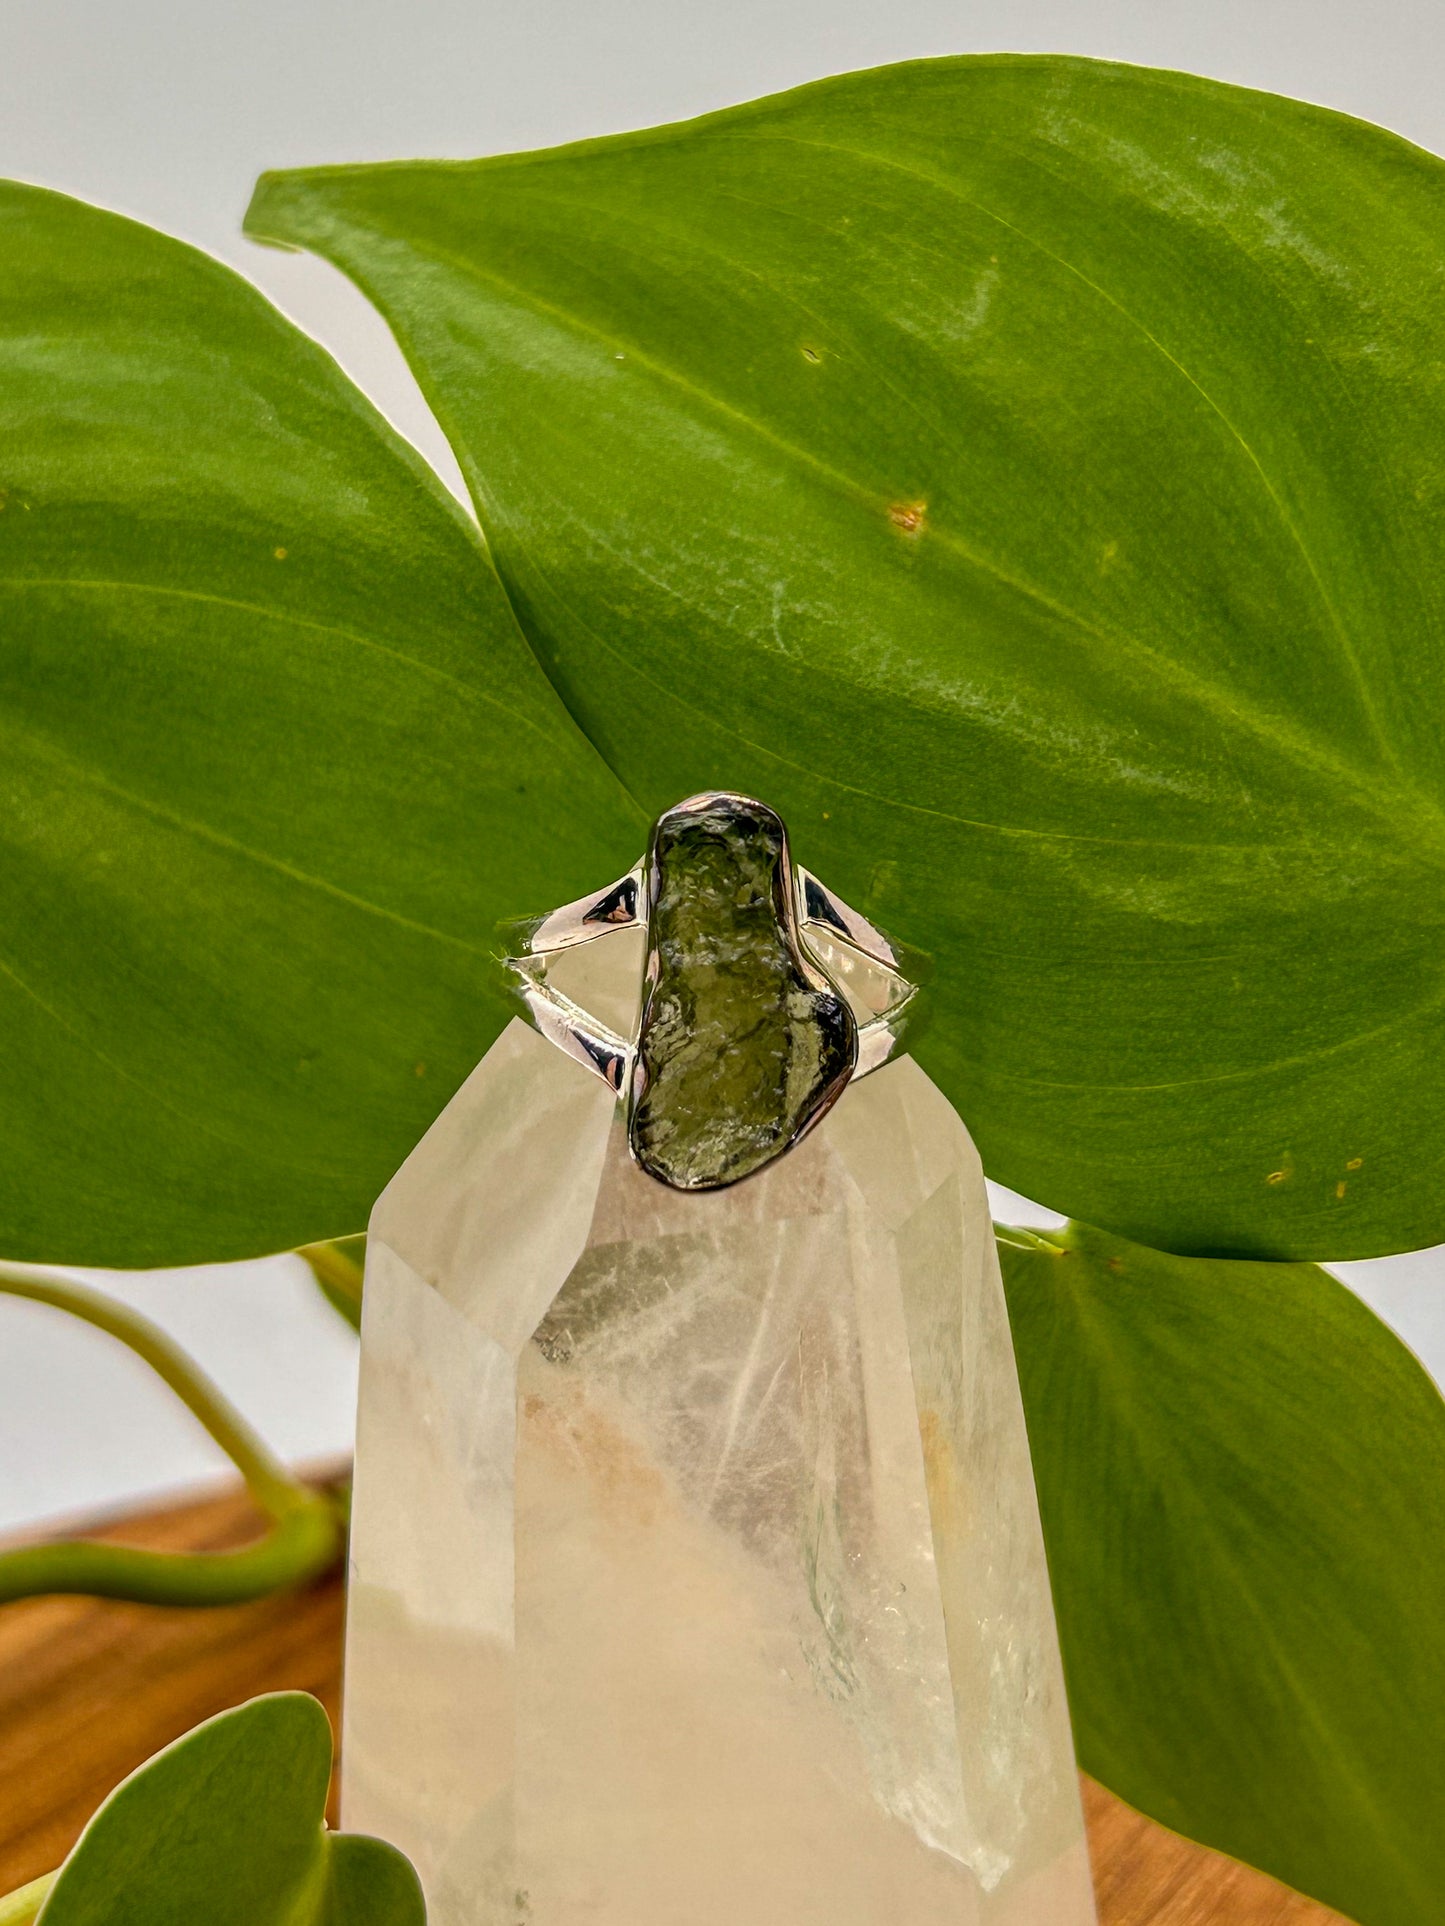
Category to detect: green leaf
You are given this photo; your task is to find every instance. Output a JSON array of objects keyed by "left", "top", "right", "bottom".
[
  {"left": 998, "top": 1221, "right": 1445, "bottom": 1924},
  {"left": 35, "top": 1693, "right": 423, "bottom": 1925},
  {"left": 0, "top": 182, "right": 641, "bottom": 1267},
  {"left": 313, "top": 1836, "right": 426, "bottom": 1926},
  {"left": 248, "top": 56, "right": 1445, "bottom": 1261}
]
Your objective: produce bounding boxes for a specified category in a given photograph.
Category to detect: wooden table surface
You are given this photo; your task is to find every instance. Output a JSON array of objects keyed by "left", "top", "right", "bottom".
[{"left": 0, "top": 1480, "right": 1351, "bottom": 1923}]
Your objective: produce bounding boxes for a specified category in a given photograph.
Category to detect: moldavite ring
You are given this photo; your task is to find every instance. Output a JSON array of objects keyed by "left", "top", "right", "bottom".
[{"left": 497, "top": 791, "right": 927, "bottom": 1192}]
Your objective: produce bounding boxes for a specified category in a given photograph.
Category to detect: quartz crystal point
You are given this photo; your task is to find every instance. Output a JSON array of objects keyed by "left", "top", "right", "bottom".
[{"left": 344, "top": 955, "right": 1096, "bottom": 1925}]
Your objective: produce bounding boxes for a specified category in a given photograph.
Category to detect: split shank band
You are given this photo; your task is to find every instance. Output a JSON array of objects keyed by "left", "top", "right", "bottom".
[{"left": 497, "top": 792, "right": 927, "bottom": 1190}]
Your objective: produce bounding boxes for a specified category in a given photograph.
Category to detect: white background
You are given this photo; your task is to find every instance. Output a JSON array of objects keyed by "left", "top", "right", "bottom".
[{"left": 2, "top": 0, "right": 1443, "bottom": 1532}]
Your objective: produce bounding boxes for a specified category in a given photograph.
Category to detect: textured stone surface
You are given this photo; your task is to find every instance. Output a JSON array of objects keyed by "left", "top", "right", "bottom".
[
  {"left": 630, "top": 794, "right": 856, "bottom": 1189},
  {"left": 344, "top": 1006, "right": 1096, "bottom": 1925}
]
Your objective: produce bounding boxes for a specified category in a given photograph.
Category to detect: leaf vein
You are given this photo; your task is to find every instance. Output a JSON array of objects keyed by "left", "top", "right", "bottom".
[
  {"left": 723, "top": 124, "right": 1403, "bottom": 776},
  {"left": 3, "top": 724, "right": 489, "bottom": 957},
  {"left": 0, "top": 576, "right": 559, "bottom": 745},
  {"left": 402, "top": 228, "right": 1445, "bottom": 850}
]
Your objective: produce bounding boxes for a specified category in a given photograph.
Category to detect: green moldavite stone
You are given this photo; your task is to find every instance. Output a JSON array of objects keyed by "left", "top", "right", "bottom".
[{"left": 628, "top": 796, "right": 857, "bottom": 1189}]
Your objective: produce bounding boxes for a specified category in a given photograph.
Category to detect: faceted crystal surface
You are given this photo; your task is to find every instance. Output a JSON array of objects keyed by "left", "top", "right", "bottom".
[{"left": 345, "top": 1013, "right": 1096, "bottom": 1926}]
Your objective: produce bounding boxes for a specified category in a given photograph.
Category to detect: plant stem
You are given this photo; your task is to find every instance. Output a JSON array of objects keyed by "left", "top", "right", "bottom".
[
  {"left": 0, "top": 1871, "right": 54, "bottom": 1926},
  {"left": 297, "top": 1236, "right": 365, "bottom": 1332},
  {"left": 0, "top": 1262, "right": 343, "bottom": 1607},
  {"left": 0, "top": 1499, "right": 339, "bottom": 1608},
  {"left": 0, "top": 1263, "right": 295, "bottom": 1510}
]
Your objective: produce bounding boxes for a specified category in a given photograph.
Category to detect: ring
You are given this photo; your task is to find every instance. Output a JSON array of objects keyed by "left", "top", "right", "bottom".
[{"left": 497, "top": 791, "right": 927, "bottom": 1192}]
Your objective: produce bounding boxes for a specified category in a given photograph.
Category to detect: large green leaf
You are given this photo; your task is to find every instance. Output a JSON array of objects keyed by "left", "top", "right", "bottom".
[
  {"left": 36, "top": 1693, "right": 422, "bottom": 1924},
  {"left": 999, "top": 1221, "right": 1445, "bottom": 1924},
  {"left": 0, "top": 183, "right": 641, "bottom": 1266},
  {"left": 248, "top": 56, "right": 1445, "bottom": 1261}
]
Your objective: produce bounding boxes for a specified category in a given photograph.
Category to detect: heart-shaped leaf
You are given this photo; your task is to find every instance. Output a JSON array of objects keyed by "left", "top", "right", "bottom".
[
  {"left": 35, "top": 1693, "right": 422, "bottom": 1924},
  {"left": 247, "top": 56, "right": 1445, "bottom": 1261},
  {"left": 999, "top": 1221, "right": 1445, "bottom": 1924},
  {"left": 0, "top": 183, "right": 642, "bottom": 1266}
]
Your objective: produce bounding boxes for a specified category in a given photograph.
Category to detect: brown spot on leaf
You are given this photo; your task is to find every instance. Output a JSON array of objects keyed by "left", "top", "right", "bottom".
[
  {"left": 1347, "top": 1156, "right": 1363, "bottom": 1170},
  {"left": 888, "top": 500, "right": 927, "bottom": 536}
]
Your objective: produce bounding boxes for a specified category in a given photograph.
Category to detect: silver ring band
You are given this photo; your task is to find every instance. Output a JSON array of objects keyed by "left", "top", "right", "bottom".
[{"left": 496, "top": 792, "right": 927, "bottom": 1188}]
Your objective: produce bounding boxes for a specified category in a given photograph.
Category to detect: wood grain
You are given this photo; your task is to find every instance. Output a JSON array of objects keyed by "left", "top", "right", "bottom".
[
  {"left": 1080, "top": 1779, "right": 1352, "bottom": 1924},
  {"left": 0, "top": 1479, "right": 1352, "bottom": 1923}
]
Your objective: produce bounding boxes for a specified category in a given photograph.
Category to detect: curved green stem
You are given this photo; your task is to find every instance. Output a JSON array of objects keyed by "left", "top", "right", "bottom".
[
  {"left": 0, "top": 1262, "right": 343, "bottom": 1608},
  {"left": 0, "top": 1499, "right": 339, "bottom": 1608},
  {"left": 0, "top": 1265, "right": 295, "bottom": 1510},
  {"left": 0, "top": 1870, "right": 54, "bottom": 1925},
  {"left": 298, "top": 1235, "right": 365, "bottom": 1333}
]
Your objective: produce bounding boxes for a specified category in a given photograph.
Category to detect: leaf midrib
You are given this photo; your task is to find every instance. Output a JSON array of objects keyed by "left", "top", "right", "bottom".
[
  {"left": 501, "top": 502, "right": 1346, "bottom": 857},
  {"left": 0, "top": 949, "right": 354, "bottom": 1177},
  {"left": 344, "top": 218, "right": 1445, "bottom": 867},
  {"left": 722, "top": 124, "right": 1401, "bottom": 779},
  {"left": 0, "top": 717, "right": 489, "bottom": 957},
  {"left": 486, "top": 152, "right": 1381, "bottom": 775},
  {"left": 0, "top": 576, "right": 562, "bottom": 744},
  {"left": 993, "top": 969, "right": 1445, "bottom": 1092}
]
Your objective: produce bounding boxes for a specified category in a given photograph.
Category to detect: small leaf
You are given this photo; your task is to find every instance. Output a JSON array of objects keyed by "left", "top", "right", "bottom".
[
  {"left": 35, "top": 1693, "right": 421, "bottom": 1925},
  {"left": 315, "top": 1836, "right": 425, "bottom": 1926},
  {"left": 0, "top": 183, "right": 642, "bottom": 1267},
  {"left": 247, "top": 57, "right": 1445, "bottom": 1260},
  {"left": 999, "top": 1222, "right": 1445, "bottom": 1924}
]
